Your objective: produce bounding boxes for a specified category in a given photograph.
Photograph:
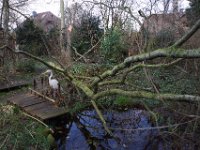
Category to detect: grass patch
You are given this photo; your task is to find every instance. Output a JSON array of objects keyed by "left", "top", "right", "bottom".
[
  {"left": 114, "top": 96, "right": 133, "bottom": 106},
  {"left": 0, "top": 104, "right": 51, "bottom": 150}
]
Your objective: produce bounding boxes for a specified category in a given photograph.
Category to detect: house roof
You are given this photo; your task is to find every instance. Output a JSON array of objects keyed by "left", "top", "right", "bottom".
[{"left": 32, "top": 11, "right": 61, "bottom": 32}]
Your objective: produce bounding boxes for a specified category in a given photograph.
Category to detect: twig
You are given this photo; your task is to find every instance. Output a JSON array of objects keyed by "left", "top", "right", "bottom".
[
  {"left": 75, "top": 40, "right": 101, "bottom": 61},
  {"left": 22, "top": 112, "right": 50, "bottom": 129},
  {"left": 173, "top": 18, "right": 200, "bottom": 48},
  {"left": 25, "top": 126, "right": 35, "bottom": 140},
  {"left": 72, "top": 46, "right": 87, "bottom": 62},
  {"left": 29, "top": 88, "right": 56, "bottom": 103},
  {"left": 0, "top": 134, "right": 9, "bottom": 149},
  {"left": 9, "top": 6, "right": 30, "bottom": 19}
]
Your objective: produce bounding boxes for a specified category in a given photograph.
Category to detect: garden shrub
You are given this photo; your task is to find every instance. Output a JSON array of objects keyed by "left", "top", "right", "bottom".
[
  {"left": 16, "top": 19, "right": 46, "bottom": 56},
  {"left": 100, "top": 26, "right": 127, "bottom": 63}
]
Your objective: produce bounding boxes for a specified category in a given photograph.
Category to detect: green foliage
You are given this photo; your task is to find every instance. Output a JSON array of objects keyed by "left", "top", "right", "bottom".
[
  {"left": 0, "top": 104, "right": 50, "bottom": 149},
  {"left": 16, "top": 19, "right": 46, "bottom": 56},
  {"left": 15, "top": 57, "right": 48, "bottom": 73},
  {"left": 186, "top": 0, "right": 200, "bottom": 26},
  {"left": 16, "top": 59, "right": 35, "bottom": 73},
  {"left": 69, "top": 101, "right": 89, "bottom": 114},
  {"left": 100, "top": 27, "right": 127, "bottom": 63},
  {"left": 72, "top": 12, "right": 102, "bottom": 54},
  {"left": 71, "top": 63, "right": 86, "bottom": 75},
  {"left": 114, "top": 96, "right": 132, "bottom": 106},
  {"left": 125, "top": 61, "right": 200, "bottom": 97},
  {"left": 70, "top": 62, "right": 113, "bottom": 76}
]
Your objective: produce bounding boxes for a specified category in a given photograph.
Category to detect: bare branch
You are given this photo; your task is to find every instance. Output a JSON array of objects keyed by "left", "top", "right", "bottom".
[
  {"left": 9, "top": 6, "right": 30, "bottom": 19},
  {"left": 173, "top": 18, "right": 200, "bottom": 48},
  {"left": 75, "top": 40, "right": 101, "bottom": 61}
]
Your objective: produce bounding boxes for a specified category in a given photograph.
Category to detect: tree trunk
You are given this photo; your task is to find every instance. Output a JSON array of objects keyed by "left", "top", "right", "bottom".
[
  {"left": 2, "top": 0, "right": 15, "bottom": 73},
  {"left": 60, "top": 0, "right": 71, "bottom": 66},
  {"left": 3, "top": 0, "right": 9, "bottom": 46},
  {"left": 60, "top": 0, "right": 65, "bottom": 53}
]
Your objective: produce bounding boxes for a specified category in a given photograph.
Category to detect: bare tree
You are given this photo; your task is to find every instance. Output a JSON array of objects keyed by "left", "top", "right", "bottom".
[{"left": 163, "top": 0, "right": 171, "bottom": 14}]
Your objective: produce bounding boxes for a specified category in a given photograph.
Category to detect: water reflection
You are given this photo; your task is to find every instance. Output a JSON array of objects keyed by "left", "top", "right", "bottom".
[{"left": 55, "top": 109, "right": 163, "bottom": 150}]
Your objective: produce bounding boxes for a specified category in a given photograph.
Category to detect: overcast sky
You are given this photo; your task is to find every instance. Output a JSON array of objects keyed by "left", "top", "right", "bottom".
[
  {"left": 27, "top": 0, "right": 190, "bottom": 17},
  {"left": 27, "top": 0, "right": 73, "bottom": 16}
]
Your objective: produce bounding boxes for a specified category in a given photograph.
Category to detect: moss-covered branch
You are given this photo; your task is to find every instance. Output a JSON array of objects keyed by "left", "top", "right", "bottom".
[
  {"left": 3, "top": 44, "right": 200, "bottom": 105},
  {"left": 91, "top": 48, "right": 200, "bottom": 87},
  {"left": 98, "top": 59, "right": 182, "bottom": 86},
  {"left": 93, "top": 89, "right": 200, "bottom": 103}
]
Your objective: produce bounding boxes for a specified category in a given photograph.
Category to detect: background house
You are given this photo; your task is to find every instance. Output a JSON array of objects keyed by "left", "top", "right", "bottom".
[
  {"left": 141, "top": 13, "right": 188, "bottom": 39},
  {"left": 32, "top": 11, "right": 61, "bottom": 32}
]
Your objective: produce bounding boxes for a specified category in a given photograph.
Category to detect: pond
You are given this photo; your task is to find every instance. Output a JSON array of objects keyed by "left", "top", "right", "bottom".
[{"left": 50, "top": 108, "right": 166, "bottom": 150}]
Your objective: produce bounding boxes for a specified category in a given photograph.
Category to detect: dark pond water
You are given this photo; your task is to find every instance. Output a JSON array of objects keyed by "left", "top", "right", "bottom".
[{"left": 52, "top": 109, "right": 165, "bottom": 150}]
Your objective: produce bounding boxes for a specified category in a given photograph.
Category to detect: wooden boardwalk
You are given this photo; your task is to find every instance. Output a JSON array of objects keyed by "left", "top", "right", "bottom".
[
  {"left": 0, "top": 81, "right": 30, "bottom": 92},
  {"left": 8, "top": 90, "right": 69, "bottom": 120}
]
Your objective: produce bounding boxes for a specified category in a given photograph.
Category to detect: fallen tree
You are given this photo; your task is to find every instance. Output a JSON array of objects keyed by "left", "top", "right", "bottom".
[{"left": 2, "top": 17, "right": 200, "bottom": 135}]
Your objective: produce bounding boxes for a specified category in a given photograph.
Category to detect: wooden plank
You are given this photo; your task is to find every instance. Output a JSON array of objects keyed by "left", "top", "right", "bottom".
[
  {"left": 10, "top": 95, "right": 36, "bottom": 106},
  {"left": 24, "top": 101, "right": 54, "bottom": 112},
  {"left": 7, "top": 94, "right": 25, "bottom": 103},
  {"left": 31, "top": 106, "right": 68, "bottom": 120},
  {"left": 29, "top": 106, "right": 68, "bottom": 120},
  {"left": 8, "top": 94, "right": 35, "bottom": 105},
  {"left": 9, "top": 93, "right": 48, "bottom": 108},
  {"left": 9, "top": 92, "right": 53, "bottom": 105},
  {"left": 22, "top": 96, "right": 69, "bottom": 120},
  {"left": 20, "top": 97, "right": 47, "bottom": 108}
]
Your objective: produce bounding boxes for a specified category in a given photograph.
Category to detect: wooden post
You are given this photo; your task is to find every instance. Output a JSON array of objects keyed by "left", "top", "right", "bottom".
[
  {"left": 41, "top": 76, "right": 44, "bottom": 89},
  {"left": 33, "top": 79, "right": 36, "bottom": 90},
  {"left": 58, "top": 83, "right": 61, "bottom": 95}
]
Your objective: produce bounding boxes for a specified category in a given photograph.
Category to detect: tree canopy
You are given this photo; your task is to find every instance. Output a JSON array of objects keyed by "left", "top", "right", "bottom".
[
  {"left": 72, "top": 12, "right": 103, "bottom": 54},
  {"left": 15, "top": 19, "right": 45, "bottom": 55}
]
